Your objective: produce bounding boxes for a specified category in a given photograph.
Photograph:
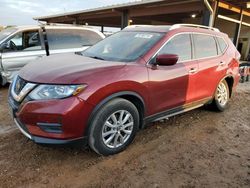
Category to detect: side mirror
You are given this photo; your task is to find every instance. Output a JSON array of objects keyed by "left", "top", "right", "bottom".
[{"left": 156, "top": 54, "right": 179, "bottom": 66}]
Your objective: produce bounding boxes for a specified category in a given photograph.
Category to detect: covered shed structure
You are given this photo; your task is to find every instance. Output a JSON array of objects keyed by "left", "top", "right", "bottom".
[{"left": 34, "top": 0, "right": 250, "bottom": 60}]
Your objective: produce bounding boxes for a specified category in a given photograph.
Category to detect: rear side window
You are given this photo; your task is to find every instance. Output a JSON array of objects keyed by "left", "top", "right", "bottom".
[
  {"left": 193, "top": 34, "right": 217, "bottom": 59},
  {"left": 158, "top": 34, "right": 192, "bottom": 62},
  {"left": 46, "top": 29, "right": 103, "bottom": 50},
  {"left": 217, "top": 37, "right": 227, "bottom": 54}
]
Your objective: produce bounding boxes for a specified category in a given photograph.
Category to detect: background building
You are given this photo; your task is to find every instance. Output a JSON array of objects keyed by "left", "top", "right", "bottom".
[{"left": 34, "top": 0, "right": 250, "bottom": 60}]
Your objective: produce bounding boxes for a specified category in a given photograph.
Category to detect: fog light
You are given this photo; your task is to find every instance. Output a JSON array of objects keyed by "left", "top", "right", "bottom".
[{"left": 37, "top": 122, "right": 63, "bottom": 134}]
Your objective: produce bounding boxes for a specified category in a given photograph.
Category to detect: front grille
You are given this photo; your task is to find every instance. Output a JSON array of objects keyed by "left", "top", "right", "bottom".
[{"left": 14, "top": 76, "right": 27, "bottom": 95}]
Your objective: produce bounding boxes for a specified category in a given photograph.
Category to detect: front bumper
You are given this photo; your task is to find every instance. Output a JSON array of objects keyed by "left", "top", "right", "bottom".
[
  {"left": 8, "top": 92, "right": 94, "bottom": 145},
  {"left": 13, "top": 117, "right": 86, "bottom": 144}
]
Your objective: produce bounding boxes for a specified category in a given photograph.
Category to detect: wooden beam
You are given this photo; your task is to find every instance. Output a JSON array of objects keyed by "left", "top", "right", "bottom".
[
  {"left": 129, "top": 2, "right": 203, "bottom": 17},
  {"left": 77, "top": 12, "right": 119, "bottom": 20}
]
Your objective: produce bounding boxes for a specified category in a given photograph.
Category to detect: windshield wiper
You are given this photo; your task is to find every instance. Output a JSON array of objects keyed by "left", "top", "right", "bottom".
[
  {"left": 82, "top": 44, "right": 92, "bottom": 47},
  {"left": 89, "top": 56, "right": 105, "bottom": 60}
]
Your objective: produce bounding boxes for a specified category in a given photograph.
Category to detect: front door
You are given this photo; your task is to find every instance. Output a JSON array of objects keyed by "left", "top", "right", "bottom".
[
  {"left": 1, "top": 29, "right": 46, "bottom": 81},
  {"left": 147, "top": 33, "right": 198, "bottom": 115}
]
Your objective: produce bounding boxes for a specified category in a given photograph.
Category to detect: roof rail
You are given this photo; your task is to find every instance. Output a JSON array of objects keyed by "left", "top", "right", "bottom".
[
  {"left": 39, "top": 22, "right": 92, "bottom": 27},
  {"left": 170, "top": 24, "right": 220, "bottom": 32},
  {"left": 125, "top": 25, "right": 152, "bottom": 28}
]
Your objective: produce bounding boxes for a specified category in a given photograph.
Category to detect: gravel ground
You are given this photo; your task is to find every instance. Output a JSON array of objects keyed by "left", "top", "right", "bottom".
[{"left": 0, "top": 82, "right": 249, "bottom": 188}]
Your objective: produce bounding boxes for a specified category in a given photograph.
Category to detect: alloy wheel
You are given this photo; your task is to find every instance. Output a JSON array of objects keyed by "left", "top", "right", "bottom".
[
  {"left": 217, "top": 82, "right": 228, "bottom": 106},
  {"left": 102, "top": 110, "right": 134, "bottom": 149}
]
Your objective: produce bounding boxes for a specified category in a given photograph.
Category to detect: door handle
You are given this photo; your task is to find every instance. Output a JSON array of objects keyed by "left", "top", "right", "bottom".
[
  {"left": 219, "top": 61, "right": 226, "bottom": 66},
  {"left": 189, "top": 68, "right": 198, "bottom": 74}
]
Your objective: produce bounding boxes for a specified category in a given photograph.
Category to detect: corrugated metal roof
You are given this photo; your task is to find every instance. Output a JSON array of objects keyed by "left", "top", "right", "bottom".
[{"left": 34, "top": 0, "right": 166, "bottom": 20}]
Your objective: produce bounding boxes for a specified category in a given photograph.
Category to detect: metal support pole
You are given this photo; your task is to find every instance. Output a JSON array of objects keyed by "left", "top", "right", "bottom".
[
  {"left": 101, "top": 26, "right": 104, "bottom": 33},
  {"left": 121, "top": 10, "right": 129, "bottom": 29},
  {"left": 202, "top": 9, "right": 211, "bottom": 26},
  {"left": 233, "top": 7, "right": 243, "bottom": 47},
  {"left": 212, "top": 0, "right": 219, "bottom": 27},
  {"left": 203, "top": 0, "right": 214, "bottom": 26},
  {"left": 73, "top": 18, "right": 80, "bottom": 25}
]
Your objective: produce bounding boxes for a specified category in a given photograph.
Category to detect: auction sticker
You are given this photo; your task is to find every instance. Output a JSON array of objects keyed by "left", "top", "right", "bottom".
[{"left": 134, "top": 34, "right": 153, "bottom": 39}]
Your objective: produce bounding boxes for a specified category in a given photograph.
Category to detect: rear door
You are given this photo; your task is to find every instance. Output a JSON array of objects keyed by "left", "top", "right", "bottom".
[
  {"left": 147, "top": 33, "right": 199, "bottom": 115},
  {"left": 192, "top": 33, "right": 227, "bottom": 100},
  {"left": 46, "top": 28, "right": 104, "bottom": 55},
  {"left": 1, "top": 29, "right": 46, "bottom": 80}
]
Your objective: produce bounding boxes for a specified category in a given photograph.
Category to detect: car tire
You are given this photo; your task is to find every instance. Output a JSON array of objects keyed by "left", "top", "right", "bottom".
[
  {"left": 88, "top": 98, "right": 139, "bottom": 156},
  {"left": 0, "top": 75, "right": 7, "bottom": 87},
  {"left": 210, "top": 80, "right": 230, "bottom": 112}
]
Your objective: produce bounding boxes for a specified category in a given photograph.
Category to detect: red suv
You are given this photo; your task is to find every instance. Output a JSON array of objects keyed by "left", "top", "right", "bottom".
[{"left": 8, "top": 24, "right": 240, "bottom": 155}]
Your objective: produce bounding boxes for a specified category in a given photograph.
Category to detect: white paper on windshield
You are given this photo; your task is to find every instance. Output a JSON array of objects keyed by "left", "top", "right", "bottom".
[{"left": 134, "top": 34, "right": 153, "bottom": 39}]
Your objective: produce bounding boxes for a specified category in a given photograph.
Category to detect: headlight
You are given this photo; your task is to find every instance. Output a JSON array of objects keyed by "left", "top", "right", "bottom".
[{"left": 28, "top": 85, "right": 87, "bottom": 100}]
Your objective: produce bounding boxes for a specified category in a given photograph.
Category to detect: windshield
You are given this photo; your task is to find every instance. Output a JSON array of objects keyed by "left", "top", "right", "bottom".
[
  {"left": 0, "top": 27, "right": 18, "bottom": 42},
  {"left": 83, "top": 31, "right": 164, "bottom": 62}
]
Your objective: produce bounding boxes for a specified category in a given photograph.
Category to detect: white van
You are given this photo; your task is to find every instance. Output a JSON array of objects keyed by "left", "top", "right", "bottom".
[{"left": 0, "top": 25, "right": 105, "bottom": 85}]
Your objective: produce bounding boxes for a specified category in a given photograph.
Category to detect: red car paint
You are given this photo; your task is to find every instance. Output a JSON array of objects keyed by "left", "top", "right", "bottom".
[{"left": 9, "top": 26, "right": 240, "bottom": 143}]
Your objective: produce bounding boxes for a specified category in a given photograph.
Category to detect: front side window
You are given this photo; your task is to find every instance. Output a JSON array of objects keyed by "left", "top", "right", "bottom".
[
  {"left": 157, "top": 34, "right": 192, "bottom": 62},
  {"left": 46, "top": 29, "right": 103, "bottom": 50},
  {"left": 83, "top": 31, "right": 164, "bottom": 62},
  {"left": 193, "top": 34, "right": 217, "bottom": 59},
  {"left": 2, "top": 30, "right": 41, "bottom": 52}
]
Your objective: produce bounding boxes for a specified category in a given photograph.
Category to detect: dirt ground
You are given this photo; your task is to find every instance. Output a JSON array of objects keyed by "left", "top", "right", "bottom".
[{"left": 0, "top": 82, "right": 249, "bottom": 188}]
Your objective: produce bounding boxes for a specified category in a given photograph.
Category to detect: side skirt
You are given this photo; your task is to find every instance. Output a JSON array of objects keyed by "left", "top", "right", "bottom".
[{"left": 144, "top": 97, "right": 212, "bottom": 125}]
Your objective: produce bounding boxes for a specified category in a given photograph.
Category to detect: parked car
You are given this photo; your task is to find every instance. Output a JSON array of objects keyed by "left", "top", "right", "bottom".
[
  {"left": 8, "top": 24, "right": 240, "bottom": 155},
  {"left": 239, "top": 62, "right": 250, "bottom": 82},
  {"left": 0, "top": 25, "right": 105, "bottom": 86}
]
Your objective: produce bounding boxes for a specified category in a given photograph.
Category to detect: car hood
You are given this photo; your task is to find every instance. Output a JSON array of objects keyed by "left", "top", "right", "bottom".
[{"left": 19, "top": 53, "right": 126, "bottom": 84}]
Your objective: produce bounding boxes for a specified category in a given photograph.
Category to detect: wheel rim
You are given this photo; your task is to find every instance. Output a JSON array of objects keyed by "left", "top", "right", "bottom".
[
  {"left": 217, "top": 82, "right": 228, "bottom": 106},
  {"left": 102, "top": 110, "right": 134, "bottom": 149}
]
